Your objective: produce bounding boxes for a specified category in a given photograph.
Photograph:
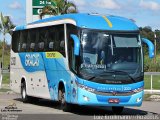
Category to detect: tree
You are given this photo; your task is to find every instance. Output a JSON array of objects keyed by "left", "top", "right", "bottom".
[
  {"left": 0, "top": 12, "right": 15, "bottom": 69},
  {"left": 40, "top": 0, "right": 78, "bottom": 19}
]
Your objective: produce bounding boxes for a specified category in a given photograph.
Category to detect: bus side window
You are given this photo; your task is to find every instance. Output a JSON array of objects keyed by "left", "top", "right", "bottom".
[
  {"left": 38, "top": 42, "right": 44, "bottom": 51},
  {"left": 57, "top": 25, "right": 65, "bottom": 57},
  {"left": 67, "top": 24, "right": 78, "bottom": 73},
  {"left": 47, "top": 26, "right": 56, "bottom": 51},
  {"left": 21, "top": 43, "right": 27, "bottom": 52},
  {"left": 49, "top": 42, "right": 54, "bottom": 50},
  {"left": 30, "top": 43, "right": 35, "bottom": 52},
  {"left": 12, "top": 31, "right": 20, "bottom": 52},
  {"left": 28, "top": 29, "right": 37, "bottom": 52},
  {"left": 19, "top": 30, "right": 28, "bottom": 52},
  {"left": 38, "top": 27, "right": 48, "bottom": 52}
]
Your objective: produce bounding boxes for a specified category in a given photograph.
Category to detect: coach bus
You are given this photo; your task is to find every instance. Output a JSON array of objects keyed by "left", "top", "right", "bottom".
[{"left": 10, "top": 13, "right": 154, "bottom": 114}]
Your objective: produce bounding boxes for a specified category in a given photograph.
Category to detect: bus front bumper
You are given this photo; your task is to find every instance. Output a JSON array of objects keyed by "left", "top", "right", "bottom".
[{"left": 77, "top": 88, "right": 144, "bottom": 107}]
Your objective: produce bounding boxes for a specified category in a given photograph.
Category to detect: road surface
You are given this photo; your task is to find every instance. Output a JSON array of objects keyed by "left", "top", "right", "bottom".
[{"left": 0, "top": 93, "right": 160, "bottom": 120}]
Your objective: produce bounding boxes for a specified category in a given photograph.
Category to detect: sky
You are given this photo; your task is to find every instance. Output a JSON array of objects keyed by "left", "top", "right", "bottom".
[{"left": 0, "top": 0, "right": 160, "bottom": 44}]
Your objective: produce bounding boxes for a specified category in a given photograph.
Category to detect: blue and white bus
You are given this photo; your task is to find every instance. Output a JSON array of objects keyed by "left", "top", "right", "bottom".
[{"left": 10, "top": 13, "right": 154, "bottom": 114}]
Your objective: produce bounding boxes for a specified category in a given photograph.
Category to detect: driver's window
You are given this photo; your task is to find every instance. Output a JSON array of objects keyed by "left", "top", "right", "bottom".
[{"left": 67, "top": 24, "right": 78, "bottom": 73}]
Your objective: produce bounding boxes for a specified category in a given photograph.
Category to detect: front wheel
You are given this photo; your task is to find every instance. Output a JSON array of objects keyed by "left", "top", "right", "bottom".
[
  {"left": 58, "top": 88, "right": 71, "bottom": 112},
  {"left": 112, "top": 106, "right": 124, "bottom": 114}
]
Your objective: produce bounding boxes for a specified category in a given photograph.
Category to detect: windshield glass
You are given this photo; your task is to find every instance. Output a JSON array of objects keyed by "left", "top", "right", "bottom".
[{"left": 79, "top": 30, "right": 143, "bottom": 84}]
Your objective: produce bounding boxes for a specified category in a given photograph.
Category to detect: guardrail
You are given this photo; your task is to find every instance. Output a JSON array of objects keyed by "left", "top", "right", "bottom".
[
  {"left": 2, "top": 69, "right": 10, "bottom": 74},
  {"left": 144, "top": 72, "right": 160, "bottom": 94},
  {"left": 1, "top": 70, "right": 160, "bottom": 94}
]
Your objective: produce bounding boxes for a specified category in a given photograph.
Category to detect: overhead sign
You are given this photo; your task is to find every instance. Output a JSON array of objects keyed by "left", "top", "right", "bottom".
[
  {"left": 33, "top": 0, "right": 53, "bottom": 6},
  {"left": 32, "top": 0, "right": 56, "bottom": 15},
  {"left": 26, "top": 0, "right": 56, "bottom": 23}
]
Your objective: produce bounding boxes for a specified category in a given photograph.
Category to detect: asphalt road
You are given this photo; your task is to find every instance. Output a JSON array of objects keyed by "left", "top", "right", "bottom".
[{"left": 0, "top": 93, "right": 160, "bottom": 120}]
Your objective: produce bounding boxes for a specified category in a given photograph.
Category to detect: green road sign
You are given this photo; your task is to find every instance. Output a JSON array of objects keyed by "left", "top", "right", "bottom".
[
  {"left": 33, "top": 0, "right": 56, "bottom": 7},
  {"left": 33, "top": 8, "right": 42, "bottom": 15}
]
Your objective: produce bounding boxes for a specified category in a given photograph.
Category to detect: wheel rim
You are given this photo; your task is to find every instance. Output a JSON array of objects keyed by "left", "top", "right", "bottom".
[
  {"left": 59, "top": 90, "right": 66, "bottom": 108},
  {"left": 22, "top": 87, "right": 26, "bottom": 99}
]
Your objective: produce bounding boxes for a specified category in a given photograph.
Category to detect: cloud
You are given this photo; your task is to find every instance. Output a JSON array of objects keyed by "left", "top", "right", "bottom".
[
  {"left": 9, "top": 1, "right": 22, "bottom": 9},
  {"left": 70, "top": 0, "right": 86, "bottom": 6},
  {"left": 140, "top": 0, "right": 160, "bottom": 11},
  {"left": 91, "top": 0, "right": 121, "bottom": 9}
]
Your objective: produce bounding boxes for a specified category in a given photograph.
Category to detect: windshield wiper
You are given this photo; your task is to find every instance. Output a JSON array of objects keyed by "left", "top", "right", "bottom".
[
  {"left": 109, "top": 70, "right": 136, "bottom": 83},
  {"left": 98, "top": 70, "right": 136, "bottom": 83},
  {"left": 80, "top": 70, "right": 136, "bottom": 82}
]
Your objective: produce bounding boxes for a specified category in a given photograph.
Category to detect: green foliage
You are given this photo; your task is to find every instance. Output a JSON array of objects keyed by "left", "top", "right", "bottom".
[
  {"left": 0, "top": 12, "right": 15, "bottom": 35},
  {"left": 140, "top": 26, "right": 160, "bottom": 55},
  {"left": 144, "top": 55, "right": 160, "bottom": 72},
  {"left": 40, "top": 0, "right": 78, "bottom": 18},
  {"left": 0, "top": 41, "right": 10, "bottom": 69},
  {"left": 140, "top": 26, "right": 160, "bottom": 72},
  {"left": 2, "top": 73, "right": 10, "bottom": 84},
  {"left": 0, "top": 12, "right": 14, "bottom": 69}
]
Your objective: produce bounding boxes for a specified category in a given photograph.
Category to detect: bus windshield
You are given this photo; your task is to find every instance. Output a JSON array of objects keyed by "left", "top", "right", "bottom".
[{"left": 79, "top": 30, "right": 143, "bottom": 84}]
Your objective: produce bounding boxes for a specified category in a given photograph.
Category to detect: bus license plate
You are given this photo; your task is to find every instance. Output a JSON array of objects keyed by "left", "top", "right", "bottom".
[{"left": 108, "top": 98, "right": 120, "bottom": 104}]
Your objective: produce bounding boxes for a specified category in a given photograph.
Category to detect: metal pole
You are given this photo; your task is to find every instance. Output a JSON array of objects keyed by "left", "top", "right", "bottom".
[
  {"left": 151, "top": 74, "right": 153, "bottom": 93},
  {"left": 154, "top": 32, "right": 157, "bottom": 63},
  {"left": 2, "top": 33, "right": 5, "bottom": 72}
]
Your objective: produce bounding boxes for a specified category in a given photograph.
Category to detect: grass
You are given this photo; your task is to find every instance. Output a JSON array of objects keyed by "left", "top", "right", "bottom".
[
  {"left": 144, "top": 75, "right": 160, "bottom": 89},
  {"left": 0, "top": 88, "right": 11, "bottom": 92},
  {"left": 2, "top": 73, "right": 10, "bottom": 84},
  {"left": 143, "top": 94, "right": 152, "bottom": 101},
  {"left": 0, "top": 47, "right": 10, "bottom": 69}
]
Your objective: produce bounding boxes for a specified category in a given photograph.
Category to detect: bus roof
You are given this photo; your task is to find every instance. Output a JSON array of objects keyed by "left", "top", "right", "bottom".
[{"left": 15, "top": 13, "right": 139, "bottom": 31}]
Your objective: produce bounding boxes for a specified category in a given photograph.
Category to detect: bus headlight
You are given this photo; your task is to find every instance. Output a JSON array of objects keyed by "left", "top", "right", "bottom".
[
  {"left": 78, "top": 84, "right": 95, "bottom": 93},
  {"left": 132, "top": 87, "right": 144, "bottom": 93}
]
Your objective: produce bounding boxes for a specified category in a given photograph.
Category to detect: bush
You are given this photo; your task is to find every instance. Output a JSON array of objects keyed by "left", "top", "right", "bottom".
[{"left": 144, "top": 55, "right": 160, "bottom": 72}]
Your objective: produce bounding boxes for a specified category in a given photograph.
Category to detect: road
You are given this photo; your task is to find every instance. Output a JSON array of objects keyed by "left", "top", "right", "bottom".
[{"left": 0, "top": 93, "right": 160, "bottom": 120}]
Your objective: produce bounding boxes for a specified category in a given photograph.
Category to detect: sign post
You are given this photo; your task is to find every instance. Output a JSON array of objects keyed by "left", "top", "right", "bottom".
[{"left": 0, "top": 64, "right": 2, "bottom": 89}]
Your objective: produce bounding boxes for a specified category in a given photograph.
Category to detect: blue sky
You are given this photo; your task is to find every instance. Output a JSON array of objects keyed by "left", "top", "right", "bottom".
[{"left": 0, "top": 0, "right": 160, "bottom": 44}]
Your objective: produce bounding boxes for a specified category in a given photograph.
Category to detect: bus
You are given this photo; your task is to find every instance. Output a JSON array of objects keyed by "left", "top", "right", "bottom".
[{"left": 10, "top": 13, "right": 154, "bottom": 114}]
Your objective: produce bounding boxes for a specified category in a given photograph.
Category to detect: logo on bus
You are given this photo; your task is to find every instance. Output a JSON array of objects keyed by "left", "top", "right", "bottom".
[{"left": 25, "top": 54, "right": 39, "bottom": 67}]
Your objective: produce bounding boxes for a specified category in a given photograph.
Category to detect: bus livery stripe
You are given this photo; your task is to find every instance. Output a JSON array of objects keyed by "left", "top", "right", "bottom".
[
  {"left": 102, "top": 16, "right": 113, "bottom": 28},
  {"left": 46, "top": 52, "right": 63, "bottom": 58}
]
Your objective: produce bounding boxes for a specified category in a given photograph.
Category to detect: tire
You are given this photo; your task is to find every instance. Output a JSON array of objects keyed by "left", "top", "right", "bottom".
[
  {"left": 112, "top": 106, "right": 124, "bottom": 115},
  {"left": 21, "top": 82, "right": 30, "bottom": 103},
  {"left": 58, "top": 88, "right": 71, "bottom": 112}
]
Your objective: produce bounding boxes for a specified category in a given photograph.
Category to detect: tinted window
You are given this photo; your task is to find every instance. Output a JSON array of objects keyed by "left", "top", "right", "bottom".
[
  {"left": 28, "top": 29, "right": 37, "bottom": 52},
  {"left": 12, "top": 24, "right": 66, "bottom": 56},
  {"left": 57, "top": 25, "right": 65, "bottom": 57},
  {"left": 47, "top": 27, "right": 56, "bottom": 51},
  {"left": 12, "top": 31, "right": 20, "bottom": 52},
  {"left": 19, "top": 30, "right": 28, "bottom": 52},
  {"left": 67, "top": 24, "right": 78, "bottom": 72},
  {"left": 38, "top": 27, "right": 48, "bottom": 52}
]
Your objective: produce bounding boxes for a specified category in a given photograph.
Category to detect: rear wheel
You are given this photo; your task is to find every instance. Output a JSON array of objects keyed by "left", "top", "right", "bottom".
[
  {"left": 21, "top": 82, "right": 30, "bottom": 103},
  {"left": 112, "top": 106, "right": 124, "bottom": 114},
  {"left": 58, "top": 88, "right": 71, "bottom": 112}
]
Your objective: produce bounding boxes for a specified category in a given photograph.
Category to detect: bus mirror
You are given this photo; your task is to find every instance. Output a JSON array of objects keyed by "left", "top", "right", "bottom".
[
  {"left": 142, "top": 38, "right": 154, "bottom": 58},
  {"left": 70, "top": 34, "right": 80, "bottom": 56}
]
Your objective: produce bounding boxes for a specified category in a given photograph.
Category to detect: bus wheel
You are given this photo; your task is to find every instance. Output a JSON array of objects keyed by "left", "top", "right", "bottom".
[
  {"left": 112, "top": 106, "right": 124, "bottom": 115},
  {"left": 58, "top": 88, "right": 71, "bottom": 112},
  {"left": 21, "top": 82, "right": 30, "bottom": 103}
]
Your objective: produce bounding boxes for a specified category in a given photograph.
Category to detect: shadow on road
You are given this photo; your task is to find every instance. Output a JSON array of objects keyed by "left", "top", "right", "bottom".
[{"left": 14, "top": 98, "right": 158, "bottom": 116}]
